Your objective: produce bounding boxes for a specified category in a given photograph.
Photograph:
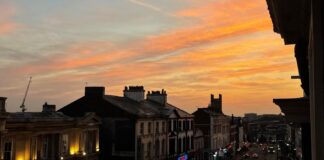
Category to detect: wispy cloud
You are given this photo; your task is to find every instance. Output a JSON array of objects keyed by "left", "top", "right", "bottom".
[
  {"left": 0, "top": 0, "right": 301, "bottom": 115},
  {"left": 128, "top": 0, "right": 162, "bottom": 12},
  {"left": 127, "top": 0, "right": 174, "bottom": 16}
]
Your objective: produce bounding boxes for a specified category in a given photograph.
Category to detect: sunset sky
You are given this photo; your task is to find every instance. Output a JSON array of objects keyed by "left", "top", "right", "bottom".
[{"left": 0, "top": 0, "right": 302, "bottom": 115}]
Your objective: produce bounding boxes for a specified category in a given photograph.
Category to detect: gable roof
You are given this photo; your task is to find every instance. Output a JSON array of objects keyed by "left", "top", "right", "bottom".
[
  {"left": 193, "top": 108, "right": 225, "bottom": 117},
  {"left": 165, "top": 103, "right": 193, "bottom": 118},
  {"left": 7, "top": 112, "right": 74, "bottom": 123},
  {"left": 5, "top": 111, "right": 101, "bottom": 132},
  {"left": 59, "top": 94, "right": 193, "bottom": 119}
]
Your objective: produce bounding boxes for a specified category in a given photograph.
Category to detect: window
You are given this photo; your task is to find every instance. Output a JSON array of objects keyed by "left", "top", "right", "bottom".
[
  {"left": 162, "top": 122, "right": 166, "bottom": 133},
  {"left": 182, "top": 120, "right": 187, "bottom": 130},
  {"left": 4, "top": 140, "right": 12, "bottom": 160},
  {"left": 156, "top": 122, "right": 159, "bottom": 133},
  {"left": 61, "top": 134, "right": 69, "bottom": 154},
  {"left": 86, "top": 130, "right": 97, "bottom": 153},
  {"left": 173, "top": 120, "right": 177, "bottom": 131},
  {"left": 186, "top": 120, "right": 189, "bottom": 130},
  {"left": 217, "top": 125, "right": 221, "bottom": 133},
  {"left": 178, "top": 138, "right": 182, "bottom": 153},
  {"left": 178, "top": 121, "right": 182, "bottom": 131},
  {"left": 80, "top": 131, "right": 87, "bottom": 153},
  {"left": 42, "top": 136, "right": 49, "bottom": 159},
  {"left": 148, "top": 122, "right": 151, "bottom": 134},
  {"left": 137, "top": 141, "right": 144, "bottom": 159},
  {"left": 30, "top": 137, "right": 37, "bottom": 159},
  {"left": 191, "top": 136, "right": 194, "bottom": 150},
  {"left": 147, "top": 142, "right": 151, "bottom": 157},
  {"left": 188, "top": 120, "right": 191, "bottom": 130},
  {"left": 169, "top": 139, "right": 175, "bottom": 154},
  {"left": 184, "top": 137, "right": 188, "bottom": 151},
  {"left": 161, "top": 139, "right": 165, "bottom": 155},
  {"left": 140, "top": 122, "right": 144, "bottom": 134},
  {"left": 155, "top": 139, "right": 160, "bottom": 156}
]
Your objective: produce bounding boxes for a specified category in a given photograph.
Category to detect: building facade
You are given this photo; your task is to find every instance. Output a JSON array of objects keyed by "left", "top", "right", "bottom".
[
  {"left": 59, "top": 86, "right": 194, "bottom": 160},
  {"left": 193, "top": 129, "right": 204, "bottom": 160},
  {"left": 193, "top": 94, "right": 231, "bottom": 159},
  {"left": 0, "top": 97, "right": 100, "bottom": 160},
  {"left": 229, "top": 115, "right": 243, "bottom": 156}
]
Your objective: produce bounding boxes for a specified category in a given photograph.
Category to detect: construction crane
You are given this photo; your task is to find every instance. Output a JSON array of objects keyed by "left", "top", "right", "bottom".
[{"left": 20, "top": 77, "right": 32, "bottom": 112}]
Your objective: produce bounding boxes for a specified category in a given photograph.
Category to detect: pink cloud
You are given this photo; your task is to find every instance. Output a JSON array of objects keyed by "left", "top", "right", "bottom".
[{"left": 0, "top": 2, "right": 19, "bottom": 36}]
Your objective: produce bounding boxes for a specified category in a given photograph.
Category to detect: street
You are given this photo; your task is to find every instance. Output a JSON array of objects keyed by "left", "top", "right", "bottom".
[{"left": 233, "top": 143, "right": 278, "bottom": 160}]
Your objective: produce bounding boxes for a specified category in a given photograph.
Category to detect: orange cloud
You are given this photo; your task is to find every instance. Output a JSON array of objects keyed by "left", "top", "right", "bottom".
[{"left": 2, "top": 0, "right": 301, "bottom": 115}]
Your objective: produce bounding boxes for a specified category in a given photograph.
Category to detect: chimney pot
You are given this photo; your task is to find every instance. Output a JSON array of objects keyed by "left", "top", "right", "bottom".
[
  {"left": 124, "top": 86, "right": 145, "bottom": 102},
  {"left": 147, "top": 90, "right": 167, "bottom": 105}
]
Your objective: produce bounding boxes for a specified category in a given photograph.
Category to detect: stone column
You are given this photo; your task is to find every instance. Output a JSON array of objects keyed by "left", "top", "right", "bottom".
[
  {"left": 309, "top": 0, "right": 324, "bottom": 159},
  {"left": 301, "top": 123, "right": 311, "bottom": 160}
]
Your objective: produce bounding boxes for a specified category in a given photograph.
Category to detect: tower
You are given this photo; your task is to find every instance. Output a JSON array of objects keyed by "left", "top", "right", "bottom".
[{"left": 209, "top": 94, "right": 223, "bottom": 114}]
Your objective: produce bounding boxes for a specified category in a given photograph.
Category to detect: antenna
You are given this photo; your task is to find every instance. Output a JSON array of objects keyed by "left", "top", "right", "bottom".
[{"left": 20, "top": 77, "right": 32, "bottom": 112}]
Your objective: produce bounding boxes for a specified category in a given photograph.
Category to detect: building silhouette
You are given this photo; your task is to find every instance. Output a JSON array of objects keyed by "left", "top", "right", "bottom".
[{"left": 59, "top": 86, "right": 194, "bottom": 160}]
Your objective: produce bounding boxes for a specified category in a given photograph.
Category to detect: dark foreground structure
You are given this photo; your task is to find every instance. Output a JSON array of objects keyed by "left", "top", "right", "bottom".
[{"left": 266, "top": 0, "right": 324, "bottom": 159}]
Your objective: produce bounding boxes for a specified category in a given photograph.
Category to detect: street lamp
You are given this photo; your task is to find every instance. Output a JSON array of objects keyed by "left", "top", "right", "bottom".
[{"left": 213, "top": 151, "right": 218, "bottom": 160}]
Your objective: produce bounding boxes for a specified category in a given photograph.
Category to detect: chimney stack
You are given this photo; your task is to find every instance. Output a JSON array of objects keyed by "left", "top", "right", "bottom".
[
  {"left": 42, "top": 102, "right": 56, "bottom": 112},
  {"left": 85, "top": 87, "right": 105, "bottom": 98},
  {"left": 147, "top": 89, "right": 167, "bottom": 106},
  {"left": 124, "top": 86, "right": 145, "bottom": 102},
  {"left": 0, "top": 97, "right": 7, "bottom": 112}
]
